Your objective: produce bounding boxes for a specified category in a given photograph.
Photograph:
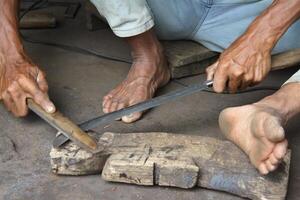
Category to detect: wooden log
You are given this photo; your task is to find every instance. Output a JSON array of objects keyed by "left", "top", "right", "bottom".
[
  {"left": 50, "top": 132, "right": 290, "bottom": 200},
  {"left": 20, "top": 12, "right": 56, "bottom": 29},
  {"left": 272, "top": 49, "right": 300, "bottom": 71}
]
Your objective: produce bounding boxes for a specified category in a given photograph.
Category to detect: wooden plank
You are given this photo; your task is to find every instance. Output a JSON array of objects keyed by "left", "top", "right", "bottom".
[
  {"left": 163, "top": 40, "right": 300, "bottom": 79},
  {"left": 50, "top": 132, "right": 290, "bottom": 200}
]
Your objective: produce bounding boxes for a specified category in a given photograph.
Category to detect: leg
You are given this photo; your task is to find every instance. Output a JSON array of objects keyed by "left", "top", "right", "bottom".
[
  {"left": 219, "top": 70, "right": 300, "bottom": 174},
  {"left": 90, "top": 0, "right": 209, "bottom": 122}
]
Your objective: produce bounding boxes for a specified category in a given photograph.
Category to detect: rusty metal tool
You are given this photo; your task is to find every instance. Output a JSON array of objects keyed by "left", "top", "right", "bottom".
[
  {"left": 27, "top": 99, "right": 97, "bottom": 153},
  {"left": 53, "top": 80, "right": 213, "bottom": 148}
]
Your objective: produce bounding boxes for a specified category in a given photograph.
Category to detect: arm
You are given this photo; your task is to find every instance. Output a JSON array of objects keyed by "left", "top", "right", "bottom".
[
  {"left": 206, "top": 0, "right": 300, "bottom": 93},
  {"left": 0, "top": 0, "right": 55, "bottom": 116}
]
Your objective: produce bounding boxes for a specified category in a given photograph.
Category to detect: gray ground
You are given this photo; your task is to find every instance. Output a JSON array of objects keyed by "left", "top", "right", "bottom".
[{"left": 1, "top": 5, "right": 300, "bottom": 200}]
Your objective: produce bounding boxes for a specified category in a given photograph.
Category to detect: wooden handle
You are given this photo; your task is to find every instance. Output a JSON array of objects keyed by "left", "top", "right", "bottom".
[{"left": 27, "top": 99, "right": 97, "bottom": 152}]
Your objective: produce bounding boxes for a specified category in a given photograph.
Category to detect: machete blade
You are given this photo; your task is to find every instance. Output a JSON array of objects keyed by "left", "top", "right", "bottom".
[{"left": 53, "top": 80, "right": 213, "bottom": 148}]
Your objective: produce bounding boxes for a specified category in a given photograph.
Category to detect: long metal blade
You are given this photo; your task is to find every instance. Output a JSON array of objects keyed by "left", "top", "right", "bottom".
[{"left": 53, "top": 80, "right": 213, "bottom": 148}]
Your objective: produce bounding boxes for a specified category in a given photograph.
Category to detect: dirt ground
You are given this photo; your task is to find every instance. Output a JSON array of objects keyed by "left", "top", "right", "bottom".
[{"left": 1, "top": 4, "right": 299, "bottom": 200}]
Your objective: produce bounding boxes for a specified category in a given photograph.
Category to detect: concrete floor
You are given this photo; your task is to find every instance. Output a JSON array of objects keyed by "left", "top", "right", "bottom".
[{"left": 1, "top": 5, "right": 300, "bottom": 200}]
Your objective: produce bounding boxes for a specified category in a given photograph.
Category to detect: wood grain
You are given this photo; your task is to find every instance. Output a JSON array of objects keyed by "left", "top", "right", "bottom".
[{"left": 50, "top": 132, "right": 290, "bottom": 200}]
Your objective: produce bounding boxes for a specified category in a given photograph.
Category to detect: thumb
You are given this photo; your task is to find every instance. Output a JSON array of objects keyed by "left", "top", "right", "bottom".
[{"left": 206, "top": 62, "right": 218, "bottom": 81}]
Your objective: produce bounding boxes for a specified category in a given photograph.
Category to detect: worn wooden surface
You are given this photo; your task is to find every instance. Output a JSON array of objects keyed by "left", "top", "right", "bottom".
[{"left": 50, "top": 132, "right": 290, "bottom": 200}]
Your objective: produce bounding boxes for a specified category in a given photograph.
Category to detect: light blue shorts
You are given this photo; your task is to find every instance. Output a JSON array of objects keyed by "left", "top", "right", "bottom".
[{"left": 147, "top": 0, "right": 300, "bottom": 54}]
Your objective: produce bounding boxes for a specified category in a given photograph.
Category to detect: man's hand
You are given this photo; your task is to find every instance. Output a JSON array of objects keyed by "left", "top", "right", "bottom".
[
  {"left": 206, "top": 35, "right": 271, "bottom": 93},
  {"left": 0, "top": 54, "right": 55, "bottom": 117},
  {"left": 206, "top": 0, "right": 300, "bottom": 93},
  {"left": 0, "top": 0, "right": 55, "bottom": 117}
]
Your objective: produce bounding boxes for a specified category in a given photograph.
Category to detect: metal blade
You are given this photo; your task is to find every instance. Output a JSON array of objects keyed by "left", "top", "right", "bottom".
[{"left": 53, "top": 80, "right": 213, "bottom": 148}]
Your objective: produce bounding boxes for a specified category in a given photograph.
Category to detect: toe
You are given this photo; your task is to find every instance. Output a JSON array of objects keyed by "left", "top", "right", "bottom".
[
  {"left": 269, "top": 153, "right": 280, "bottom": 165},
  {"left": 103, "top": 99, "right": 112, "bottom": 113},
  {"left": 273, "top": 139, "right": 288, "bottom": 160},
  {"left": 109, "top": 101, "right": 119, "bottom": 112},
  {"left": 258, "top": 163, "right": 269, "bottom": 175},
  {"left": 264, "top": 117, "right": 285, "bottom": 142},
  {"left": 265, "top": 159, "right": 277, "bottom": 172},
  {"left": 122, "top": 112, "right": 142, "bottom": 123},
  {"left": 117, "top": 102, "right": 126, "bottom": 111}
]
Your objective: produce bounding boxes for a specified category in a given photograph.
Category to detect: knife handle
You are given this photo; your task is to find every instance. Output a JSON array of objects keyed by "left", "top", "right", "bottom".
[{"left": 27, "top": 99, "right": 97, "bottom": 152}]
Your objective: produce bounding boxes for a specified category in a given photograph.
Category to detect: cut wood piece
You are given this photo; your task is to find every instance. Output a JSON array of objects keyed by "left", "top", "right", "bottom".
[
  {"left": 50, "top": 132, "right": 290, "bottom": 200},
  {"left": 102, "top": 147, "right": 154, "bottom": 186}
]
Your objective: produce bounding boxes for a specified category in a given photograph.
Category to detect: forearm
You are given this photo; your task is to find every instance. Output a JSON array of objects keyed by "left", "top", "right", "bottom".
[
  {"left": 0, "top": 0, "right": 23, "bottom": 57},
  {"left": 240, "top": 0, "right": 300, "bottom": 52}
]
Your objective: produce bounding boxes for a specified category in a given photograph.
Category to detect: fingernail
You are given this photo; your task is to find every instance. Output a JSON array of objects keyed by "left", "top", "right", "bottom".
[{"left": 46, "top": 103, "right": 55, "bottom": 113}]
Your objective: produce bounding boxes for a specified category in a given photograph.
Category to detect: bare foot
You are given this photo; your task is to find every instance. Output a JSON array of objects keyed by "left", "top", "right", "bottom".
[
  {"left": 219, "top": 104, "right": 288, "bottom": 175},
  {"left": 102, "top": 31, "right": 170, "bottom": 123}
]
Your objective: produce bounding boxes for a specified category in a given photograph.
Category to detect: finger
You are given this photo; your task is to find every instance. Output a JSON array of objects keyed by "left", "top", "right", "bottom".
[
  {"left": 206, "top": 62, "right": 218, "bottom": 81},
  {"left": 36, "top": 71, "right": 49, "bottom": 92},
  {"left": 17, "top": 76, "right": 55, "bottom": 113},
  {"left": 8, "top": 82, "right": 28, "bottom": 117},
  {"left": 240, "top": 72, "right": 254, "bottom": 90},
  {"left": 213, "top": 63, "right": 229, "bottom": 93},
  {"left": 240, "top": 79, "right": 251, "bottom": 90},
  {"left": 252, "top": 66, "right": 263, "bottom": 86},
  {"left": 2, "top": 91, "right": 17, "bottom": 115},
  {"left": 228, "top": 76, "right": 242, "bottom": 93}
]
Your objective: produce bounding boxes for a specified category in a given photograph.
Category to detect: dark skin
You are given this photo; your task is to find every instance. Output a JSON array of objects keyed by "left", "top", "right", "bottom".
[
  {"left": 0, "top": 0, "right": 55, "bottom": 116},
  {"left": 206, "top": 0, "right": 300, "bottom": 93}
]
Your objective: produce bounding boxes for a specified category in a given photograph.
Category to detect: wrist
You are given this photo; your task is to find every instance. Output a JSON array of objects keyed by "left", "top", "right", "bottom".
[
  {"left": 0, "top": 31, "right": 26, "bottom": 61},
  {"left": 242, "top": 25, "right": 277, "bottom": 53}
]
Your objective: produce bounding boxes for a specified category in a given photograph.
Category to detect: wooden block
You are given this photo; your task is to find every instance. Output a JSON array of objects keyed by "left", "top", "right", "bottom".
[
  {"left": 102, "top": 147, "right": 154, "bottom": 186},
  {"left": 162, "top": 41, "right": 218, "bottom": 79},
  {"left": 50, "top": 132, "right": 291, "bottom": 200}
]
